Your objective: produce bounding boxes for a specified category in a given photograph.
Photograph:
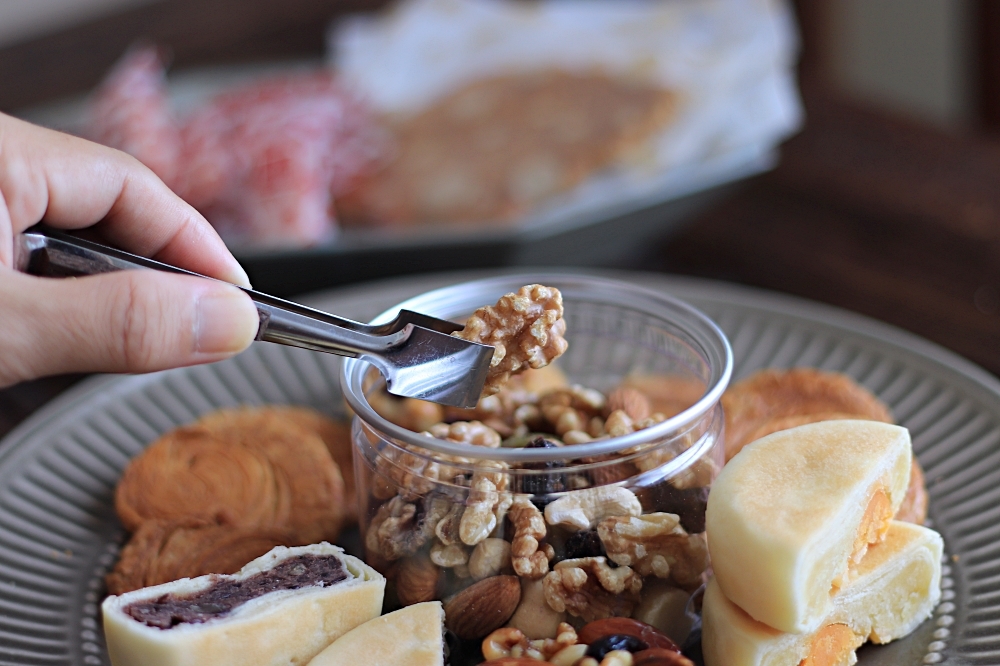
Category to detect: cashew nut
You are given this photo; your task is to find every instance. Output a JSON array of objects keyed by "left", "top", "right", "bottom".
[
  {"left": 543, "top": 486, "right": 642, "bottom": 530},
  {"left": 468, "top": 538, "right": 512, "bottom": 580},
  {"left": 429, "top": 540, "right": 469, "bottom": 568}
]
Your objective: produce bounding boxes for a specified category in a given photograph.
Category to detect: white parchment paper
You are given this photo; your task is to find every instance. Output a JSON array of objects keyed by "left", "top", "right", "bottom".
[{"left": 328, "top": 0, "right": 803, "bottom": 222}]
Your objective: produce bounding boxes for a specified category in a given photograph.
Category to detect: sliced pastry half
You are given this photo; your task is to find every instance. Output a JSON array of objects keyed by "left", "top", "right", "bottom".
[
  {"left": 706, "top": 420, "right": 912, "bottom": 633},
  {"left": 308, "top": 601, "right": 445, "bottom": 666},
  {"left": 702, "top": 521, "right": 943, "bottom": 666},
  {"left": 102, "top": 543, "right": 384, "bottom": 666}
]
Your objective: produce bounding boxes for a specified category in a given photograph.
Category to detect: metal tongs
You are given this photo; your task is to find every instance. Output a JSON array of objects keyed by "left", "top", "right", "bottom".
[{"left": 13, "top": 227, "right": 493, "bottom": 408}]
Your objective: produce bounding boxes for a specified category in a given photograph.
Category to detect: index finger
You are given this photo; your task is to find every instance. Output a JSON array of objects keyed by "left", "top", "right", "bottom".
[{"left": 0, "top": 113, "right": 250, "bottom": 287}]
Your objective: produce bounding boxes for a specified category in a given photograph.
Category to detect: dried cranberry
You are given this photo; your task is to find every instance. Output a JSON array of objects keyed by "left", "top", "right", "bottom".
[
  {"left": 515, "top": 472, "right": 565, "bottom": 498},
  {"left": 585, "top": 634, "right": 649, "bottom": 660},
  {"left": 639, "top": 483, "right": 709, "bottom": 533},
  {"left": 563, "top": 529, "right": 605, "bottom": 560}
]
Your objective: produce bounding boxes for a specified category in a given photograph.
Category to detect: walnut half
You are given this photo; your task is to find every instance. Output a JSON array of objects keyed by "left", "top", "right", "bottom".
[
  {"left": 455, "top": 284, "right": 568, "bottom": 397},
  {"left": 597, "top": 513, "right": 709, "bottom": 588},
  {"left": 509, "top": 496, "right": 551, "bottom": 579},
  {"left": 365, "top": 494, "right": 450, "bottom": 561},
  {"left": 542, "top": 557, "right": 642, "bottom": 622}
]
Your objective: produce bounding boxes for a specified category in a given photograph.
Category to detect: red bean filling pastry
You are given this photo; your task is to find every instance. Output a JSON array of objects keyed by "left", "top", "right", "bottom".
[{"left": 125, "top": 554, "right": 348, "bottom": 629}]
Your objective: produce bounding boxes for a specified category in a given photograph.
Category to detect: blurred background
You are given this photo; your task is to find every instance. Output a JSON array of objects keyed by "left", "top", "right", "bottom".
[
  {"left": 0, "top": 0, "right": 985, "bottom": 130},
  {"left": 1, "top": 0, "right": 999, "bottom": 428}
]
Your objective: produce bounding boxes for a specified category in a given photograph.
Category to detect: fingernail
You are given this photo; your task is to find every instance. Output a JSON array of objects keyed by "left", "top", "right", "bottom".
[
  {"left": 226, "top": 263, "right": 253, "bottom": 290},
  {"left": 194, "top": 287, "right": 259, "bottom": 354}
]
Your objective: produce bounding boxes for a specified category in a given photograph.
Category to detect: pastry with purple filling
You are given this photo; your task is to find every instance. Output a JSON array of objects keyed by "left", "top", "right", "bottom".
[{"left": 102, "top": 543, "right": 384, "bottom": 666}]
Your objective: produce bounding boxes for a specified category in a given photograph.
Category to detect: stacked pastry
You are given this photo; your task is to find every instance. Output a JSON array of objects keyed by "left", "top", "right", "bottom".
[
  {"left": 702, "top": 420, "right": 942, "bottom": 665},
  {"left": 107, "top": 406, "right": 356, "bottom": 595}
]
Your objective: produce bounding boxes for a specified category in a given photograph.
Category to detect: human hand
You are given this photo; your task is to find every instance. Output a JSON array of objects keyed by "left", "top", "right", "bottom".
[{"left": 0, "top": 113, "right": 259, "bottom": 388}]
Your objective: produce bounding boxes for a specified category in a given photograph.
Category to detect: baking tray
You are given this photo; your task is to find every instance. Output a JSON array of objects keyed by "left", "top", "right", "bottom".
[{"left": 15, "top": 62, "right": 773, "bottom": 297}]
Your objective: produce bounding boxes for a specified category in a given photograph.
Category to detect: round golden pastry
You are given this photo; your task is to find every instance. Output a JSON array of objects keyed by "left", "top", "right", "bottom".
[
  {"left": 620, "top": 375, "right": 707, "bottom": 419},
  {"left": 193, "top": 407, "right": 347, "bottom": 540},
  {"left": 260, "top": 406, "right": 358, "bottom": 525},
  {"left": 116, "top": 408, "right": 345, "bottom": 543},
  {"left": 105, "top": 521, "right": 300, "bottom": 595},
  {"left": 115, "top": 425, "right": 281, "bottom": 532},
  {"left": 337, "top": 71, "right": 677, "bottom": 227},
  {"left": 721, "top": 368, "right": 894, "bottom": 461}
]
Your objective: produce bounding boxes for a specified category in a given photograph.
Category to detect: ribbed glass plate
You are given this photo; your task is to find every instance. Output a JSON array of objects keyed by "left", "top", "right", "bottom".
[{"left": 0, "top": 272, "right": 996, "bottom": 666}]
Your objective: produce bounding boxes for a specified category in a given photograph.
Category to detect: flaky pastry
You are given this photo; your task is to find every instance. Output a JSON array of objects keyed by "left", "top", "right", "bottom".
[
  {"left": 721, "top": 368, "right": 893, "bottom": 461},
  {"left": 722, "top": 388, "right": 929, "bottom": 527},
  {"left": 116, "top": 407, "right": 345, "bottom": 543},
  {"left": 307, "top": 601, "right": 444, "bottom": 666},
  {"left": 338, "top": 70, "right": 677, "bottom": 226},
  {"left": 105, "top": 521, "right": 299, "bottom": 595}
]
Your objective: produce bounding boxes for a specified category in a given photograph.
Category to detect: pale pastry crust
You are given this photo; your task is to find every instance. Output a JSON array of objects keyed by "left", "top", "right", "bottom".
[
  {"left": 733, "top": 411, "right": 930, "bottom": 527},
  {"left": 307, "top": 602, "right": 445, "bottom": 666},
  {"left": 703, "top": 521, "right": 943, "bottom": 666},
  {"left": 705, "top": 420, "right": 912, "bottom": 633},
  {"left": 102, "top": 543, "right": 385, "bottom": 666}
]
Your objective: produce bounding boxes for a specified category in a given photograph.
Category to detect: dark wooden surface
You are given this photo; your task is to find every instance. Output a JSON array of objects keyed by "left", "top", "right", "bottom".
[
  {"left": 979, "top": 0, "right": 1000, "bottom": 131},
  {"left": 648, "top": 87, "right": 1000, "bottom": 378},
  {"left": 0, "top": 375, "right": 85, "bottom": 442}
]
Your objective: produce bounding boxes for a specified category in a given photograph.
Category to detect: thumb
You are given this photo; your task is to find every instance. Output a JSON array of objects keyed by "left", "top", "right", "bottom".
[{"left": 0, "top": 269, "right": 259, "bottom": 385}]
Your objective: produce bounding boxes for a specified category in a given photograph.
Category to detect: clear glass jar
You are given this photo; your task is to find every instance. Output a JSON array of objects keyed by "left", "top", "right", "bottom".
[{"left": 341, "top": 274, "right": 732, "bottom": 644}]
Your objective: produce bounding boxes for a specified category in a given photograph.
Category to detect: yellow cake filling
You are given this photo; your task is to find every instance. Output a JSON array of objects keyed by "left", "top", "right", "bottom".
[
  {"left": 852, "top": 487, "right": 893, "bottom": 565},
  {"left": 833, "top": 486, "right": 894, "bottom": 593},
  {"left": 799, "top": 623, "right": 863, "bottom": 666}
]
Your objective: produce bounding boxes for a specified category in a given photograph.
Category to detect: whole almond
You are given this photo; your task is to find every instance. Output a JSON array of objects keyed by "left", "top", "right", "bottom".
[
  {"left": 396, "top": 554, "right": 440, "bottom": 606},
  {"left": 606, "top": 386, "right": 652, "bottom": 421},
  {"left": 444, "top": 574, "right": 521, "bottom": 640}
]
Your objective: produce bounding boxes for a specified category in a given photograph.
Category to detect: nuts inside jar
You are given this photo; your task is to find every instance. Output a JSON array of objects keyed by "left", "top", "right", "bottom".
[
  {"left": 359, "top": 369, "right": 717, "bottom": 641},
  {"left": 355, "top": 286, "right": 720, "bottom": 657}
]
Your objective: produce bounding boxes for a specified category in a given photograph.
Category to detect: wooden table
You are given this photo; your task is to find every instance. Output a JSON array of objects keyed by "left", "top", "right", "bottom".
[{"left": 648, "top": 87, "right": 1000, "bottom": 379}]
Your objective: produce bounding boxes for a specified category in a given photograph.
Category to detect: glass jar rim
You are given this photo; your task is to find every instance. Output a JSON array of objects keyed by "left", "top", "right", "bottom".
[{"left": 341, "top": 273, "right": 733, "bottom": 463}]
